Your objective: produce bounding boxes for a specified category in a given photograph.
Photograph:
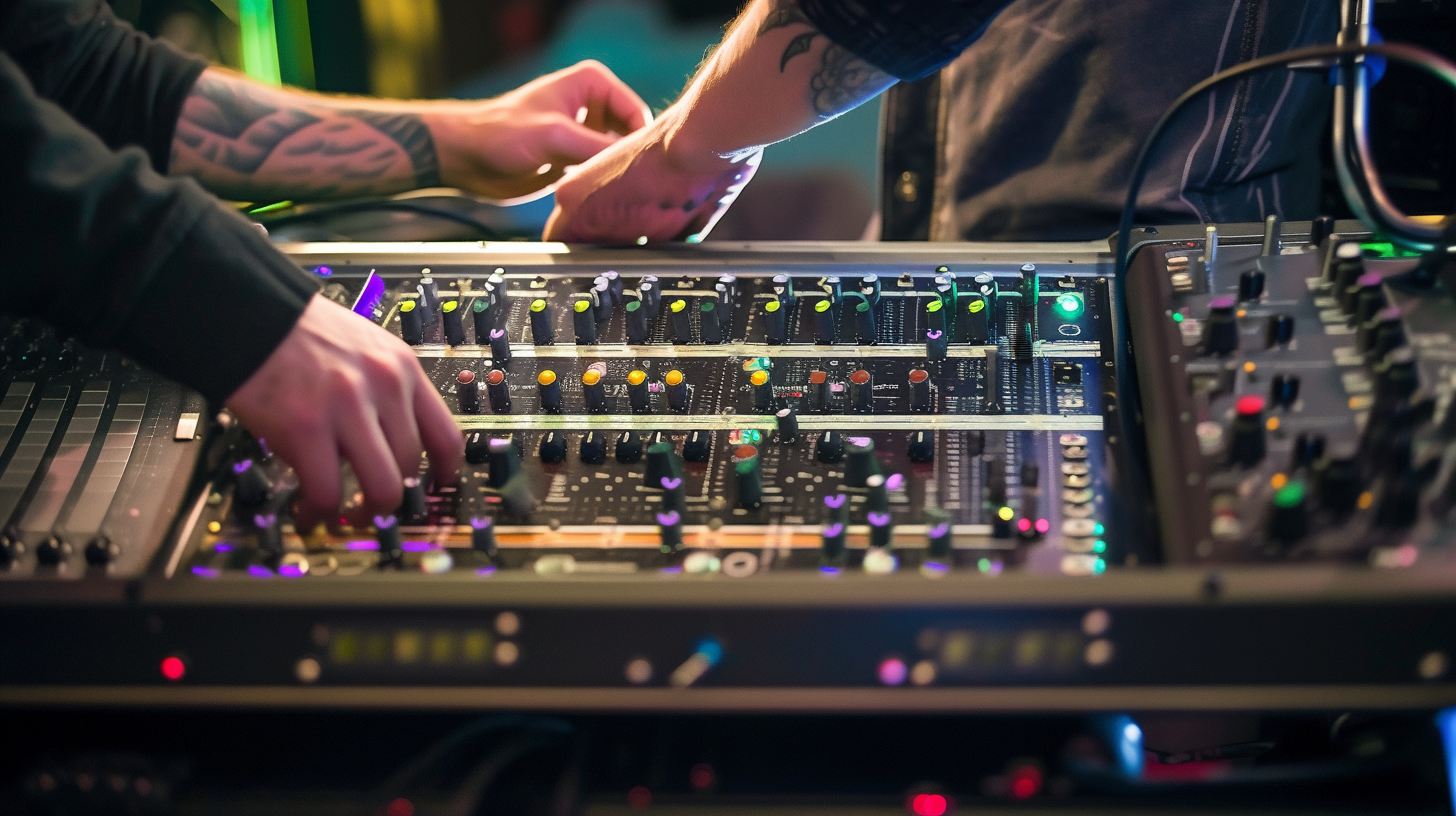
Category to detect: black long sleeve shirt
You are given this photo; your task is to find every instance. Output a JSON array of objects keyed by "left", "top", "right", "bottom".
[{"left": 0, "top": 0, "right": 319, "bottom": 404}]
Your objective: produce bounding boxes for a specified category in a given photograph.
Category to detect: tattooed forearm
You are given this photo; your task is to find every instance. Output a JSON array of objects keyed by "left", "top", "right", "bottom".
[
  {"left": 170, "top": 70, "right": 441, "bottom": 201},
  {"left": 753, "top": 0, "right": 889, "bottom": 117}
]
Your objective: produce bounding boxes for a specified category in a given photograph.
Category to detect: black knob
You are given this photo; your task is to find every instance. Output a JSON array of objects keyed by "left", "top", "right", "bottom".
[
  {"left": 806, "top": 370, "right": 829, "bottom": 414},
  {"left": 84, "top": 535, "right": 118, "bottom": 566},
  {"left": 1372, "top": 348, "right": 1420, "bottom": 415},
  {"left": 488, "top": 438, "right": 520, "bottom": 487},
  {"left": 34, "top": 536, "right": 70, "bottom": 566},
  {"left": 845, "top": 437, "right": 879, "bottom": 487},
  {"left": 867, "top": 504, "right": 893, "bottom": 550},
  {"left": 538, "top": 430, "right": 567, "bottom": 463},
  {"left": 924, "top": 507, "right": 952, "bottom": 562},
  {"left": 604, "top": 270, "right": 624, "bottom": 306},
  {"left": 982, "top": 347, "right": 1003, "bottom": 415},
  {"left": 399, "top": 300, "right": 424, "bottom": 345},
  {"left": 615, "top": 431, "right": 643, "bottom": 463},
  {"left": 733, "top": 445, "right": 762, "bottom": 508},
  {"left": 536, "top": 370, "right": 562, "bottom": 412},
  {"left": 1376, "top": 473, "right": 1422, "bottom": 528},
  {"left": 925, "top": 298, "right": 947, "bottom": 334},
  {"left": 488, "top": 328, "right": 511, "bottom": 365},
  {"left": 699, "top": 301, "right": 722, "bottom": 344},
  {"left": 656, "top": 508, "right": 684, "bottom": 550},
  {"left": 1310, "top": 215, "right": 1336, "bottom": 248},
  {"left": 1269, "top": 373, "right": 1300, "bottom": 408},
  {"left": 0, "top": 533, "right": 23, "bottom": 567},
  {"left": 1267, "top": 480, "right": 1309, "bottom": 543},
  {"left": 908, "top": 429, "right": 934, "bottom": 463},
  {"left": 418, "top": 276, "right": 441, "bottom": 314},
  {"left": 962, "top": 294, "right": 990, "bottom": 345},
  {"left": 857, "top": 273, "right": 879, "bottom": 307},
  {"left": 627, "top": 370, "right": 650, "bottom": 412},
  {"left": 849, "top": 369, "right": 873, "bottom": 413},
  {"left": 986, "top": 458, "right": 1008, "bottom": 505},
  {"left": 646, "top": 441, "right": 684, "bottom": 492},
  {"left": 1365, "top": 305, "right": 1407, "bottom": 360},
  {"left": 572, "top": 299, "right": 598, "bottom": 344},
  {"left": 751, "top": 369, "right": 774, "bottom": 413},
  {"left": 1238, "top": 269, "right": 1266, "bottom": 302},
  {"left": 465, "top": 430, "right": 490, "bottom": 465},
  {"left": 775, "top": 408, "right": 799, "bottom": 444},
  {"left": 456, "top": 369, "right": 480, "bottom": 414},
  {"left": 639, "top": 276, "right": 661, "bottom": 314},
  {"left": 591, "top": 278, "right": 612, "bottom": 321},
  {"left": 528, "top": 299, "right": 554, "bottom": 344},
  {"left": 441, "top": 300, "right": 466, "bottom": 346},
  {"left": 486, "top": 369, "right": 511, "bottom": 414},
  {"left": 1229, "top": 394, "right": 1267, "bottom": 467},
  {"left": 764, "top": 299, "right": 787, "bottom": 345},
  {"left": 625, "top": 299, "right": 650, "bottom": 344},
  {"left": 665, "top": 370, "right": 687, "bottom": 412},
  {"left": 1330, "top": 242, "right": 1365, "bottom": 300},
  {"left": 926, "top": 327, "right": 948, "bottom": 361},
  {"left": 1264, "top": 313, "right": 1295, "bottom": 348},
  {"left": 472, "top": 297, "right": 495, "bottom": 342},
  {"left": 470, "top": 517, "right": 497, "bottom": 556},
  {"left": 853, "top": 298, "right": 876, "bottom": 344},
  {"left": 580, "top": 430, "right": 607, "bottom": 464},
  {"left": 1290, "top": 431, "right": 1325, "bottom": 469},
  {"left": 683, "top": 430, "right": 712, "bottom": 462},
  {"left": 668, "top": 299, "right": 692, "bottom": 343},
  {"left": 908, "top": 369, "right": 931, "bottom": 412},
  {"left": 375, "top": 514, "right": 402, "bottom": 565},
  {"left": 1351, "top": 273, "right": 1386, "bottom": 324},
  {"left": 1203, "top": 296, "right": 1240, "bottom": 356},
  {"left": 773, "top": 274, "right": 797, "bottom": 307},
  {"left": 401, "top": 476, "right": 428, "bottom": 524},
  {"left": 582, "top": 370, "right": 607, "bottom": 413},
  {"left": 815, "top": 430, "right": 844, "bottom": 463},
  {"left": 233, "top": 459, "right": 273, "bottom": 506},
  {"left": 1313, "top": 451, "right": 1362, "bottom": 516},
  {"left": 813, "top": 299, "right": 837, "bottom": 343}
]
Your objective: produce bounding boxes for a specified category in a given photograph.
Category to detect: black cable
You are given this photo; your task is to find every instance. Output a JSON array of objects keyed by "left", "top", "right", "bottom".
[{"left": 256, "top": 199, "right": 504, "bottom": 238}]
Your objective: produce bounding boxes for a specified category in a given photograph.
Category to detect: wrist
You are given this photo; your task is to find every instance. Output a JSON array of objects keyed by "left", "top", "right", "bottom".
[{"left": 657, "top": 104, "right": 741, "bottom": 178}]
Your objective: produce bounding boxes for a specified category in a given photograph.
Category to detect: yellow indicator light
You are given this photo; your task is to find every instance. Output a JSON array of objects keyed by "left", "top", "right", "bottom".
[
  {"left": 582, "top": 370, "right": 600, "bottom": 386},
  {"left": 442, "top": 300, "right": 457, "bottom": 313},
  {"left": 207, "top": 521, "right": 222, "bottom": 534},
  {"left": 1357, "top": 491, "right": 1374, "bottom": 510},
  {"left": 537, "top": 370, "right": 556, "bottom": 386},
  {"left": 1270, "top": 473, "right": 1288, "bottom": 490},
  {"left": 750, "top": 370, "right": 769, "bottom": 386},
  {"left": 628, "top": 370, "right": 646, "bottom": 386},
  {"left": 670, "top": 299, "right": 687, "bottom": 313},
  {"left": 1236, "top": 309, "right": 1247, "bottom": 318},
  {"left": 997, "top": 506, "right": 1015, "bottom": 521},
  {"left": 815, "top": 300, "right": 832, "bottom": 313},
  {"left": 530, "top": 299, "right": 547, "bottom": 313},
  {"left": 926, "top": 299, "right": 942, "bottom": 313},
  {"left": 968, "top": 299, "right": 986, "bottom": 314},
  {"left": 665, "top": 370, "right": 683, "bottom": 386},
  {"left": 573, "top": 300, "right": 591, "bottom": 313},
  {"left": 1265, "top": 416, "right": 1280, "bottom": 431},
  {"left": 399, "top": 300, "right": 416, "bottom": 313},
  {"left": 765, "top": 300, "right": 781, "bottom": 313},
  {"left": 1243, "top": 361, "right": 1256, "bottom": 373}
]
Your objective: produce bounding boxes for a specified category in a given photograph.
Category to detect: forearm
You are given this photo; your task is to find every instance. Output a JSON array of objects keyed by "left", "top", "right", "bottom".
[
  {"left": 662, "top": 0, "right": 897, "bottom": 165},
  {"left": 169, "top": 67, "right": 447, "bottom": 201}
]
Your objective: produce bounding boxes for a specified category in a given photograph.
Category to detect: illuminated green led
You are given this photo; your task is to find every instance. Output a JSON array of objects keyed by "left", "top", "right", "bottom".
[
  {"left": 625, "top": 299, "right": 641, "bottom": 313},
  {"left": 856, "top": 300, "right": 871, "bottom": 313},
  {"left": 442, "top": 300, "right": 458, "bottom": 313},
  {"left": 1171, "top": 312, "right": 1185, "bottom": 323},
  {"left": 745, "top": 429, "right": 762, "bottom": 443},
  {"left": 472, "top": 299, "right": 488, "bottom": 314},
  {"left": 1053, "top": 293, "right": 1084, "bottom": 319},
  {"left": 1093, "top": 539, "right": 1106, "bottom": 553},
  {"left": 1273, "top": 481, "right": 1306, "bottom": 509},
  {"left": 1094, "top": 522, "right": 1105, "bottom": 536},
  {"left": 977, "top": 557, "right": 992, "bottom": 573},
  {"left": 1093, "top": 558, "right": 1106, "bottom": 574}
]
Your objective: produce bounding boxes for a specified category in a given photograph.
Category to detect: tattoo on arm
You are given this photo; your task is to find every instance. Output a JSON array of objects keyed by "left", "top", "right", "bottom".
[
  {"left": 170, "top": 72, "right": 441, "bottom": 200},
  {"left": 754, "top": 0, "right": 890, "bottom": 118}
]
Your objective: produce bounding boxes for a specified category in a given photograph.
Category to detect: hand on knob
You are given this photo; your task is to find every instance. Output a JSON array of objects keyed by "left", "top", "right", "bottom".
[{"left": 226, "top": 295, "right": 463, "bottom": 527}]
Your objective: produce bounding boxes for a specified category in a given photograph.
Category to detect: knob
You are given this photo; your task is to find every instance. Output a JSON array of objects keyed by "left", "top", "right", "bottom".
[
  {"left": 966, "top": 430, "right": 986, "bottom": 457},
  {"left": 418, "top": 275, "right": 441, "bottom": 314},
  {"left": 401, "top": 476, "right": 428, "bottom": 524},
  {"left": 1267, "top": 480, "right": 1309, "bottom": 543},
  {"left": 821, "top": 493, "right": 849, "bottom": 563},
  {"left": 375, "top": 514, "right": 402, "bottom": 565},
  {"left": 487, "top": 438, "right": 520, "bottom": 487},
  {"left": 456, "top": 369, "right": 480, "bottom": 414},
  {"left": 603, "top": 270, "right": 624, "bottom": 305},
  {"left": 764, "top": 299, "right": 787, "bottom": 345},
  {"left": 1330, "top": 242, "right": 1365, "bottom": 300},
  {"left": 580, "top": 430, "right": 606, "bottom": 464},
  {"left": 470, "top": 517, "right": 497, "bottom": 556},
  {"left": 816, "top": 274, "right": 838, "bottom": 303},
  {"left": 772, "top": 273, "right": 797, "bottom": 307},
  {"left": 572, "top": 299, "right": 598, "bottom": 344},
  {"left": 668, "top": 298, "right": 692, "bottom": 343},
  {"left": 718, "top": 273, "right": 739, "bottom": 309},
  {"left": 615, "top": 431, "right": 643, "bottom": 463},
  {"left": 665, "top": 369, "right": 687, "bottom": 412},
  {"left": 924, "top": 507, "right": 952, "bottom": 562},
  {"left": 34, "top": 536, "right": 70, "bottom": 566},
  {"left": 639, "top": 276, "right": 660, "bottom": 314},
  {"left": 806, "top": 370, "right": 829, "bottom": 413},
  {"left": 907, "top": 429, "right": 934, "bottom": 463},
  {"left": 591, "top": 278, "right": 612, "bottom": 321},
  {"left": 488, "top": 328, "right": 511, "bottom": 365},
  {"left": 1364, "top": 305, "right": 1406, "bottom": 360},
  {"left": 1263, "top": 313, "right": 1295, "bottom": 348},
  {"left": 1269, "top": 373, "right": 1300, "bottom": 408},
  {"left": 813, "top": 299, "right": 837, "bottom": 343},
  {"left": 924, "top": 298, "right": 946, "bottom": 334},
  {"left": 233, "top": 459, "right": 273, "bottom": 506},
  {"left": 1376, "top": 473, "right": 1421, "bottom": 528},
  {"left": 627, "top": 369, "right": 650, "bottom": 413},
  {"left": 815, "top": 430, "right": 843, "bottom": 463},
  {"left": 986, "top": 458, "right": 1008, "bottom": 505},
  {"left": 1313, "top": 450, "right": 1362, "bottom": 516},
  {"left": 465, "top": 430, "right": 490, "bottom": 465},
  {"left": 853, "top": 298, "right": 876, "bottom": 344},
  {"left": 656, "top": 509, "right": 684, "bottom": 550},
  {"left": 399, "top": 300, "right": 424, "bottom": 345},
  {"left": 625, "top": 299, "right": 650, "bottom": 344},
  {"left": 864, "top": 473, "right": 890, "bottom": 514},
  {"left": 1290, "top": 431, "right": 1325, "bottom": 469},
  {"left": 1372, "top": 348, "right": 1420, "bottom": 415},
  {"left": 866, "top": 505, "right": 893, "bottom": 551},
  {"left": 683, "top": 429, "right": 712, "bottom": 462},
  {"left": 539, "top": 429, "right": 567, "bottom": 463},
  {"left": 858, "top": 273, "right": 879, "bottom": 307},
  {"left": 982, "top": 347, "right": 1003, "bottom": 415},
  {"left": 775, "top": 407, "right": 799, "bottom": 443},
  {"left": 1350, "top": 273, "right": 1386, "bottom": 324},
  {"left": 84, "top": 535, "right": 118, "bottom": 566},
  {"left": 699, "top": 301, "right": 723, "bottom": 344},
  {"left": 528, "top": 299, "right": 554, "bottom": 344},
  {"left": 845, "top": 437, "right": 879, "bottom": 487},
  {"left": 0, "top": 533, "right": 23, "bottom": 567},
  {"left": 1229, "top": 394, "right": 1267, "bottom": 467},
  {"left": 582, "top": 369, "right": 607, "bottom": 413},
  {"left": 849, "top": 369, "right": 873, "bottom": 413},
  {"left": 441, "top": 300, "right": 466, "bottom": 346},
  {"left": 486, "top": 369, "right": 511, "bottom": 414},
  {"left": 646, "top": 441, "right": 684, "bottom": 492},
  {"left": 733, "top": 445, "right": 762, "bottom": 508},
  {"left": 962, "top": 294, "right": 990, "bottom": 344},
  {"left": 1014, "top": 263, "right": 1038, "bottom": 361},
  {"left": 751, "top": 369, "right": 774, "bottom": 413},
  {"left": 472, "top": 297, "right": 495, "bottom": 341},
  {"left": 1310, "top": 215, "right": 1336, "bottom": 249},
  {"left": 908, "top": 369, "right": 931, "bottom": 412},
  {"left": 1238, "top": 269, "right": 1265, "bottom": 302},
  {"left": 1260, "top": 214, "right": 1282, "bottom": 256},
  {"left": 537, "top": 370, "right": 562, "bottom": 412},
  {"left": 1203, "top": 296, "right": 1240, "bottom": 356}
]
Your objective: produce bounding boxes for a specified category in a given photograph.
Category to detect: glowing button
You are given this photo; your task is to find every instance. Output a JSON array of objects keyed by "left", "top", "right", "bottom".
[
  {"left": 815, "top": 300, "right": 832, "bottom": 313},
  {"left": 997, "top": 506, "right": 1015, "bottom": 521},
  {"left": 160, "top": 656, "right": 186, "bottom": 681},
  {"left": 911, "top": 793, "right": 949, "bottom": 816},
  {"left": 1235, "top": 395, "right": 1265, "bottom": 416},
  {"left": 537, "top": 370, "right": 556, "bottom": 386},
  {"left": 670, "top": 299, "right": 687, "bottom": 313},
  {"left": 750, "top": 370, "right": 769, "bottom": 386},
  {"left": 765, "top": 300, "right": 781, "bottom": 313},
  {"left": 627, "top": 370, "right": 647, "bottom": 386},
  {"left": 530, "top": 298, "right": 547, "bottom": 313},
  {"left": 582, "top": 370, "right": 600, "bottom": 386},
  {"left": 399, "top": 300, "right": 416, "bottom": 313},
  {"left": 573, "top": 300, "right": 591, "bottom": 313}
]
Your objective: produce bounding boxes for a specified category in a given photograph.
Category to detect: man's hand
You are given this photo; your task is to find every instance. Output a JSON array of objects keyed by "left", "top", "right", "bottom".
[
  {"left": 225, "top": 295, "right": 464, "bottom": 528},
  {"left": 428, "top": 60, "right": 654, "bottom": 201}
]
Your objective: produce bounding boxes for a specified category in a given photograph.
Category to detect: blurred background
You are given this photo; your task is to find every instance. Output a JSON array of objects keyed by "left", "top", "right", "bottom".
[{"left": 109, "top": 0, "right": 1453, "bottom": 242}]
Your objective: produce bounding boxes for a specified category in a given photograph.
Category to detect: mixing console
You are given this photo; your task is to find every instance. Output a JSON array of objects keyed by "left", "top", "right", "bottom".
[{"left": 2, "top": 224, "right": 1455, "bottom": 711}]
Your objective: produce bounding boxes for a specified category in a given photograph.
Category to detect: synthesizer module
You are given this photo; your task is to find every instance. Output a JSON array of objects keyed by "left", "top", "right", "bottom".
[{"left": 1, "top": 220, "right": 1454, "bottom": 712}]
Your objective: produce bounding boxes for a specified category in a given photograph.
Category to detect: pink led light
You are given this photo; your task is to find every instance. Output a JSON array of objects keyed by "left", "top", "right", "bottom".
[{"left": 878, "top": 658, "right": 908, "bottom": 686}]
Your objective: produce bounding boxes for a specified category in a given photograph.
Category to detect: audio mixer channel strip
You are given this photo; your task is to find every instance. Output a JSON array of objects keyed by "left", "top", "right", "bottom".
[{"left": 2, "top": 223, "right": 1456, "bottom": 710}]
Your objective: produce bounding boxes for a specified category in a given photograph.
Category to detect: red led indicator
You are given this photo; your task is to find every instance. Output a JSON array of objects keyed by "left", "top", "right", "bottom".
[
  {"left": 1008, "top": 765, "right": 1042, "bottom": 799},
  {"left": 908, "top": 369, "right": 929, "bottom": 384},
  {"left": 909, "top": 793, "right": 949, "bottom": 816},
  {"left": 689, "top": 763, "right": 715, "bottom": 790},
  {"left": 1235, "top": 395, "right": 1265, "bottom": 416},
  {"left": 159, "top": 656, "right": 186, "bottom": 682},
  {"left": 385, "top": 798, "right": 414, "bottom": 816},
  {"left": 1017, "top": 518, "right": 1032, "bottom": 533},
  {"left": 627, "top": 786, "right": 652, "bottom": 809}
]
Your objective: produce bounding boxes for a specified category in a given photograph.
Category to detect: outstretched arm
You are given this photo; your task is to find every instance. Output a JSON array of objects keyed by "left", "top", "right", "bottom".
[
  {"left": 171, "top": 60, "right": 652, "bottom": 202},
  {"left": 544, "top": 0, "right": 896, "bottom": 243}
]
